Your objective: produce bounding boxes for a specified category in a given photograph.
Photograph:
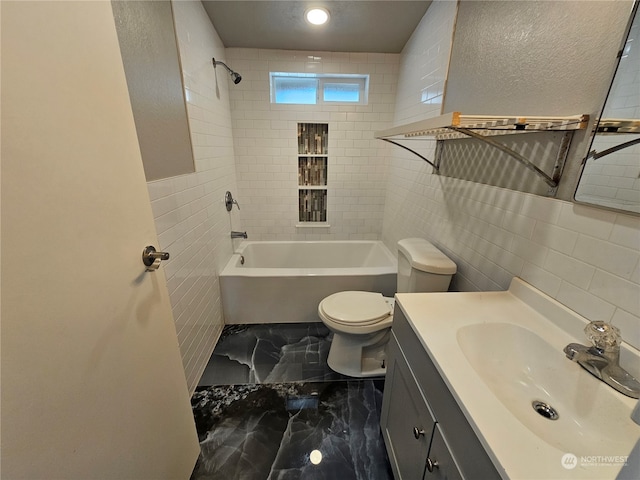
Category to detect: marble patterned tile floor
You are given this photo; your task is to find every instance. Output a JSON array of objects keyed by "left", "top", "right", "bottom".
[
  {"left": 190, "top": 323, "right": 393, "bottom": 480},
  {"left": 197, "top": 323, "right": 350, "bottom": 386}
]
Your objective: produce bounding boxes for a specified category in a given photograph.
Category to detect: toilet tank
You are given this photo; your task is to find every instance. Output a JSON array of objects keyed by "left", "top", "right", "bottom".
[{"left": 396, "top": 238, "right": 457, "bottom": 293}]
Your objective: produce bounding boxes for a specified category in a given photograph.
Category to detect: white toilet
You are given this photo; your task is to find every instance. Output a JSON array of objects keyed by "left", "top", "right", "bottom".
[{"left": 318, "top": 238, "right": 457, "bottom": 377}]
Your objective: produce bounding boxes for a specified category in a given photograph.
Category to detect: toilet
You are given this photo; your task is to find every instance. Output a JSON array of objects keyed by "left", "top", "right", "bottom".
[{"left": 318, "top": 238, "right": 457, "bottom": 377}]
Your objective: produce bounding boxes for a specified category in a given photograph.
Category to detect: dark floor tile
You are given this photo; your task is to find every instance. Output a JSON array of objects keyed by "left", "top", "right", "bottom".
[
  {"left": 190, "top": 381, "right": 393, "bottom": 480},
  {"left": 198, "top": 323, "right": 349, "bottom": 386}
]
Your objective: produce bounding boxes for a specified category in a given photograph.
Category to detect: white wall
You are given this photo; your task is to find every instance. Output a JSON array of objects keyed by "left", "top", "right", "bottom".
[
  {"left": 382, "top": 0, "right": 640, "bottom": 349},
  {"left": 226, "top": 48, "right": 399, "bottom": 240},
  {"left": 146, "top": 1, "right": 240, "bottom": 393},
  {"left": 394, "top": 0, "right": 456, "bottom": 125}
]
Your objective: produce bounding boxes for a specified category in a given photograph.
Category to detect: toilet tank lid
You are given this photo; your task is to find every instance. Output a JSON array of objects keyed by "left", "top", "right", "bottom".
[{"left": 397, "top": 238, "right": 457, "bottom": 275}]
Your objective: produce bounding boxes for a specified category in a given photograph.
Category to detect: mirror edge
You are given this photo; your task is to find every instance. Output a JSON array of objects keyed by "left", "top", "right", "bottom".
[{"left": 572, "top": 0, "right": 640, "bottom": 216}]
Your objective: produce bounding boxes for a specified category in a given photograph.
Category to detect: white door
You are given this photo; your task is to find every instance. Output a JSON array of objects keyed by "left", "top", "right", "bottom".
[{"left": 1, "top": 2, "right": 200, "bottom": 479}]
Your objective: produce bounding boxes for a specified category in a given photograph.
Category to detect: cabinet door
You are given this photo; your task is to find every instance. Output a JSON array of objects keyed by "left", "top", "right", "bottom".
[
  {"left": 392, "top": 307, "right": 501, "bottom": 479},
  {"left": 381, "top": 337, "right": 435, "bottom": 480},
  {"left": 423, "top": 425, "right": 464, "bottom": 480}
]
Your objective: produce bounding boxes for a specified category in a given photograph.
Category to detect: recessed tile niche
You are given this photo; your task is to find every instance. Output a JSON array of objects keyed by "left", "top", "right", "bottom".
[{"left": 297, "top": 123, "right": 328, "bottom": 223}]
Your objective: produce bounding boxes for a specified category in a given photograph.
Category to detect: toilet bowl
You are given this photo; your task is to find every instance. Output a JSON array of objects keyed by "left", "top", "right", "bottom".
[
  {"left": 318, "top": 238, "right": 456, "bottom": 377},
  {"left": 318, "top": 291, "right": 394, "bottom": 377}
]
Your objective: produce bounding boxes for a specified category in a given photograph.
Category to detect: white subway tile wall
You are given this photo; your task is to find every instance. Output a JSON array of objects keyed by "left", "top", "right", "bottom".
[
  {"left": 146, "top": 1, "right": 239, "bottom": 394},
  {"left": 226, "top": 48, "right": 399, "bottom": 240},
  {"left": 382, "top": 0, "right": 640, "bottom": 349},
  {"left": 394, "top": 0, "right": 456, "bottom": 124}
]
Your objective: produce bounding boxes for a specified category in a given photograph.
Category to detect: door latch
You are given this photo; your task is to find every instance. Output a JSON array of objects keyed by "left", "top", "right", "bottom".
[{"left": 142, "top": 245, "right": 169, "bottom": 272}]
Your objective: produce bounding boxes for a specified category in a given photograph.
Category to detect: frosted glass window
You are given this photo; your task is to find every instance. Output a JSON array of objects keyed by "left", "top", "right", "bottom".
[
  {"left": 273, "top": 77, "right": 317, "bottom": 104},
  {"left": 323, "top": 82, "right": 361, "bottom": 102},
  {"left": 271, "top": 73, "right": 368, "bottom": 105}
]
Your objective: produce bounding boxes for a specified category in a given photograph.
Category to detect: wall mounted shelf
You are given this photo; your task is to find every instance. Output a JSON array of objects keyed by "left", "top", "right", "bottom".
[
  {"left": 375, "top": 112, "right": 589, "bottom": 139},
  {"left": 594, "top": 118, "right": 640, "bottom": 134},
  {"left": 374, "top": 112, "right": 589, "bottom": 195}
]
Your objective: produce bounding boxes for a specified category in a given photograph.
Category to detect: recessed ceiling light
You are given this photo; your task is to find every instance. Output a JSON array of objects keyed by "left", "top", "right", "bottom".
[{"left": 305, "top": 7, "right": 330, "bottom": 26}]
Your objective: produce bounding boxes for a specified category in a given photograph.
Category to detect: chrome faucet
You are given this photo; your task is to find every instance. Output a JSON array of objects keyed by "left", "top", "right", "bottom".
[
  {"left": 230, "top": 231, "right": 247, "bottom": 239},
  {"left": 564, "top": 321, "right": 640, "bottom": 399}
]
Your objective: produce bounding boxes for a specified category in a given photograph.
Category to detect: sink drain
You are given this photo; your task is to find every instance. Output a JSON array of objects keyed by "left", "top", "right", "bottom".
[{"left": 532, "top": 400, "right": 559, "bottom": 420}]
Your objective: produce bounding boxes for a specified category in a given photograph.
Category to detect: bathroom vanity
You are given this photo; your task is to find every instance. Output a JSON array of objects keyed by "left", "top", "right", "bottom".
[
  {"left": 380, "top": 278, "right": 640, "bottom": 479},
  {"left": 381, "top": 305, "right": 499, "bottom": 480}
]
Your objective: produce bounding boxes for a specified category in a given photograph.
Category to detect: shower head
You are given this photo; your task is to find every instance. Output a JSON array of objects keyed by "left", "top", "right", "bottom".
[
  {"left": 230, "top": 72, "right": 242, "bottom": 84},
  {"left": 212, "top": 58, "right": 242, "bottom": 84}
]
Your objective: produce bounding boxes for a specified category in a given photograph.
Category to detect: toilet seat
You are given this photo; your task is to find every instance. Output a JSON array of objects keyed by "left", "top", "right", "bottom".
[{"left": 319, "top": 291, "right": 392, "bottom": 326}]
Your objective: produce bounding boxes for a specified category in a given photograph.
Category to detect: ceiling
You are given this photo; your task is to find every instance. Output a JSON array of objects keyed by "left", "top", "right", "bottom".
[{"left": 201, "top": 1, "right": 432, "bottom": 53}]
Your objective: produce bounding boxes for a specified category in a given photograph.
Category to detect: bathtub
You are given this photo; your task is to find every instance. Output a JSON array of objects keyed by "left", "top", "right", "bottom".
[{"left": 220, "top": 241, "right": 397, "bottom": 324}]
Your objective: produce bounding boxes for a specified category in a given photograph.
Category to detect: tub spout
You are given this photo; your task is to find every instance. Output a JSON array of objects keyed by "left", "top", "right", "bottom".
[{"left": 231, "top": 231, "right": 248, "bottom": 239}]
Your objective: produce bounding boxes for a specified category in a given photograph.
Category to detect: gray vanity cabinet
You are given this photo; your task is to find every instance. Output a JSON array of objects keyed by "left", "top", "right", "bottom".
[
  {"left": 382, "top": 335, "right": 435, "bottom": 479},
  {"left": 380, "top": 306, "right": 501, "bottom": 480}
]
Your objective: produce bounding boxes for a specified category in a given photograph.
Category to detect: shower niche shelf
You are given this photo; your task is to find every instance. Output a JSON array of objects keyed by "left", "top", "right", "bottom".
[
  {"left": 375, "top": 112, "right": 589, "bottom": 196},
  {"left": 298, "top": 123, "right": 328, "bottom": 224}
]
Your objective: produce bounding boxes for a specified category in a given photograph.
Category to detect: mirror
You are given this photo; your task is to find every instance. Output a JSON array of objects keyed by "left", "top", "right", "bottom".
[{"left": 575, "top": 4, "right": 640, "bottom": 214}]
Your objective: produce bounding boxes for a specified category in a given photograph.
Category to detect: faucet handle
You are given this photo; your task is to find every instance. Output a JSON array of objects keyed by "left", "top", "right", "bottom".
[{"left": 584, "top": 321, "right": 621, "bottom": 350}]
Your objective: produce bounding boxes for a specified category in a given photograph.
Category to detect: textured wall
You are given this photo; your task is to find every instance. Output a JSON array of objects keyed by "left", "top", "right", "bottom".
[
  {"left": 382, "top": 0, "right": 640, "bottom": 349},
  {"left": 443, "top": 0, "right": 632, "bottom": 200},
  {"left": 226, "top": 48, "right": 399, "bottom": 240},
  {"left": 146, "top": 1, "right": 240, "bottom": 394},
  {"left": 112, "top": 0, "right": 195, "bottom": 181}
]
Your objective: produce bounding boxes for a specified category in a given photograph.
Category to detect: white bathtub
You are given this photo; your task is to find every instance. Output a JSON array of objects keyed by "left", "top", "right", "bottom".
[{"left": 220, "top": 241, "right": 397, "bottom": 324}]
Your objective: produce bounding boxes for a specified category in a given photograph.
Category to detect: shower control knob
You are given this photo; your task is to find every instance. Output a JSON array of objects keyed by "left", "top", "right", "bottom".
[{"left": 142, "top": 245, "right": 170, "bottom": 271}]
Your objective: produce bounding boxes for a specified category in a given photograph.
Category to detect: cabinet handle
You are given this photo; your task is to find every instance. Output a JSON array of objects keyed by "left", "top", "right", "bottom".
[
  {"left": 426, "top": 457, "right": 439, "bottom": 472},
  {"left": 413, "top": 427, "right": 425, "bottom": 439}
]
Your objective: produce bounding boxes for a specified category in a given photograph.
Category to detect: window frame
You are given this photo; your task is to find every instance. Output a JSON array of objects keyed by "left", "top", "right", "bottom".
[{"left": 270, "top": 72, "right": 369, "bottom": 105}]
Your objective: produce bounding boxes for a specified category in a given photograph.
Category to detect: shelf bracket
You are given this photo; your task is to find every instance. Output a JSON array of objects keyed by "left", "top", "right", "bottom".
[
  {"left": 380, "top": 138, "right": 439, "bottom": 171},
  {"left": 588, "top": 137, "right": 640, "bottom": 161},
  {"left": 448, "top": 127, "right": 558, "bottom": 189}
]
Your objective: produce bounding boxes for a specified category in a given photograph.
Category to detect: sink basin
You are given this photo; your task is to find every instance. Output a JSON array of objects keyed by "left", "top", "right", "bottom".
[
  {"left": 397, "top": 279, "right": 640, "bottom": 479},
  {"left": 456, "top": 322, "right": 638, "bottom": 456}
]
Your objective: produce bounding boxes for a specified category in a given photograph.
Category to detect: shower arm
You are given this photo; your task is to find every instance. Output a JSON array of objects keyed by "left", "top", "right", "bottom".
[{"left": 212, "top": 58, "right": 232, "bottom": 74}]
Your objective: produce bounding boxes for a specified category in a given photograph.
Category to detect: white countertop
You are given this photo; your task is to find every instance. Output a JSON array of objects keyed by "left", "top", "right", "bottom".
[{"left": 395, "top": 278, "right": 640, "bottom": 480}]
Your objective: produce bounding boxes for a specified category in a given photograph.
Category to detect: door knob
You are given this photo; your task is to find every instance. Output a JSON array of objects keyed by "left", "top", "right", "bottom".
[
  {"left": 413, "top": 427, "right": 425, "bottom": 439},
  {"left": 142, "top": 245, "right": 169, "bottom": 271},
  {"left": 426, "top": 457, "right": 439, "bottom": 473}
]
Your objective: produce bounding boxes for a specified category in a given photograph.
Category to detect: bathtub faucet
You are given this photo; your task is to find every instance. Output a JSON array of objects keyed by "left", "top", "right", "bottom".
[{"left": 231, "top": 231, "right": 248, "bottom": 239}]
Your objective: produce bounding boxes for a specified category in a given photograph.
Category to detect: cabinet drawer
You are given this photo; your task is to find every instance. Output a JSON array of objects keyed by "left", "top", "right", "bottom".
[{"left": 381, "top": 336, "right": 435, "bottom": 480}]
